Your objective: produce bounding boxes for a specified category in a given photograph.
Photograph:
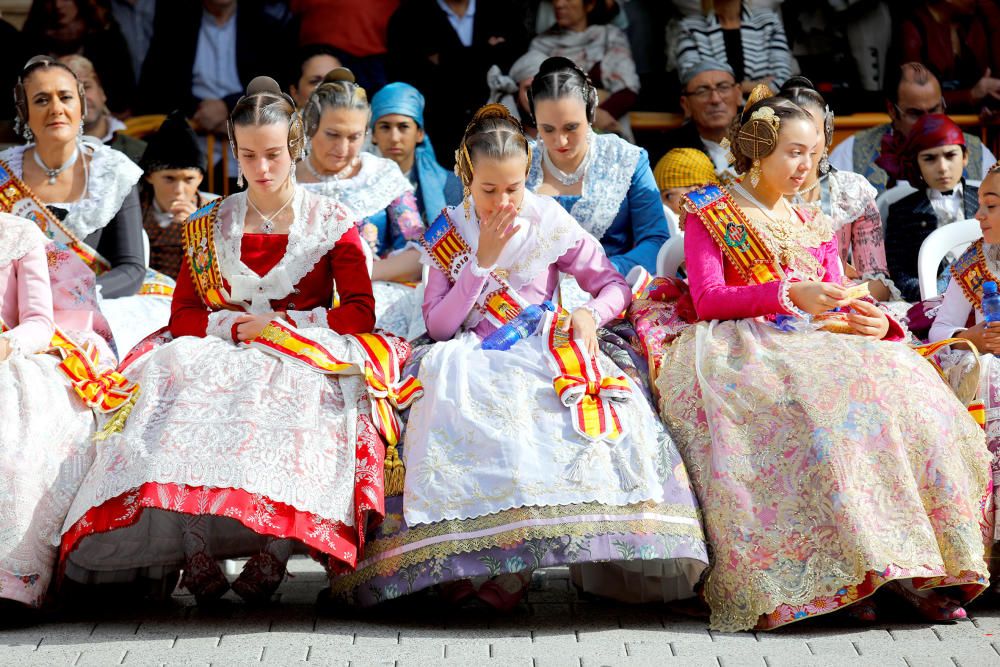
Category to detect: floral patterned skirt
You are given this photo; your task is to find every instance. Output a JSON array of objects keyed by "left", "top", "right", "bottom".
[
  {"left": 0, "top": 353, "right": 96, "bottom": 606},
  {"left": 329, "top": 330, "right": 709, "bottom": 605},
  {"left": 59, "top": 332, "right": 386, "bottom": 581},
  {"left": 657, "top": 319, "right": 994, "bottom": 632}
]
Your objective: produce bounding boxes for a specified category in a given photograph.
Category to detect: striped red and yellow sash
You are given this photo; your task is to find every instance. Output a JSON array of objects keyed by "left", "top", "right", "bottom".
[
  {"left": 182, "top": 200, "right": 238, "bottom": 311},
  {"left": 248, "top": 320, "right": 421, "bottom": 496},
  {"left": 0, "top": 319, "right": 137, "bottom": 414},
  {"left": 950, "top": 239, "right": 994, "bottom": 311},
  {"left": 0, "top": 158, "right": 111, "bottom": 274},
  {"left": 683, "top": 184, "right": 784, "bottom": 285},
  {"left": 545, "top": 309, "right": 631, "bottom": 443},
  {"left": 421, "top": 211, "right": 527, "bottom": 327}
]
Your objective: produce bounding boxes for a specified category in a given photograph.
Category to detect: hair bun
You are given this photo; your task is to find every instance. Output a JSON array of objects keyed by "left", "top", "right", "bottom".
[
  {"left": 471, "top": 102, "right": 518, "bottom": 124},
  {"left": 323, "top": 68, "right": 356, "bottom": 85},
  {"left": 245, "top": 75, "right": 283, "bottom": 97},
  {"left": 22, "top": 54, "right": 57, "bottom": 72},
  {"left": 537, "top": 56, "right": 578, "bottom": 76},
  {"left": 780, "top": 75, "right": 816, "bottom": 93}
]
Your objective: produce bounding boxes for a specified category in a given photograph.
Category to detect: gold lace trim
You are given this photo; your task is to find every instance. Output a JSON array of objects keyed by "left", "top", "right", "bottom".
[{"left": 330, "top": 501, "right": 705, "bottom": 590}]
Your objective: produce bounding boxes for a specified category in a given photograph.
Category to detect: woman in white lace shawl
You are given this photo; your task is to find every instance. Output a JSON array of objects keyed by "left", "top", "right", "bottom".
[
  {"left": 779, "top": 77, "right": 900, "bottom": 302},
  {"left": 0, "top": 56, "right": 172, "bottom": 357}
]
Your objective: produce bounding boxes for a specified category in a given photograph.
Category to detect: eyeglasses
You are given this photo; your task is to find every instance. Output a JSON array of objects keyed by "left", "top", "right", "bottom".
[
  {"left": 682, "top": 82, "right": 738, "bottom": 100},
  {"left": 892, "top": 98, "right": 947, "bottom": 122}
]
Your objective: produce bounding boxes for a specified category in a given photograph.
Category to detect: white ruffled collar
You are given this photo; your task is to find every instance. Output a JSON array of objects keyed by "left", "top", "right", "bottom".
[
  {"left": 418, "top": 190, "right": 586, "bottom": 328},
  {"left": 215, "top": 186, "right": 356, "bottom": 313},
  {"left": 0, "top": 140, "right": 142, "bottom": 240},
  {"left": 0, "top": 212, "right": 48, "bottom": 268},
  {"left": 526, "top": 132, "right": 641, "bottom": 242},
  {"left": 299, "top": 151, "right": 412, "bottom": 220}
]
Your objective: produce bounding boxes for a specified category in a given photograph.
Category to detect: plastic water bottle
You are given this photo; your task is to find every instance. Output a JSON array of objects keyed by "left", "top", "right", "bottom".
[
  {"left": 481, "top": 301, "right": 555, "bottom": 351},
  {"left": 983, "top": 281, "right": 1000, "bottom": 323}
]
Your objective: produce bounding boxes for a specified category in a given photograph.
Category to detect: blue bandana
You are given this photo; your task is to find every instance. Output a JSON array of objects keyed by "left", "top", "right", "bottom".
[{"left": 371, "top": 82, "right": 451, "bottom": 220}]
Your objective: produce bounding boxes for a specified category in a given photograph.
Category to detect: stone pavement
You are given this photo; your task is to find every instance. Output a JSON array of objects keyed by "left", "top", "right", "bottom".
[{"left": 3, "top": 559, "right": 1000, "bottom": 667}]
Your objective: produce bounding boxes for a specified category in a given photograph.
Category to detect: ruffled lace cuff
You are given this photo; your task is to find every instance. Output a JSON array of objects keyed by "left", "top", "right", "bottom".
[
  {"left": 286, "top": 307, "right": 328, "bottom": 329},
  {"left": 0, "top": 332, "right": 23, "bottom": 358},
  {"left": 861, "top": 272, "right": 904, "bottom": 303},
  {"left": 206, "top": 311, "right": 243, "bottom": 342},
  {"left": 469, "top": 258, "right": 495, "bottom": 278},
  {"left": 778, "top": 280, "right": 808, "bottom": 318},
  {"left": 579, "top": 303, "right": 605, "bottom": 329}
]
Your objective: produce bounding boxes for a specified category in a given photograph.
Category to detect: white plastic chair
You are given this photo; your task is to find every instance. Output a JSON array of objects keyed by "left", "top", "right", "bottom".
[
  {"left": 917, "top": 218, "right": 982, "bottom": 300},
  {"left": 656, "top": 233, "right": 685, "bottom": 278},
  {"left": 878, "top": 179, "right": 981, "bottom": 236},
  {"left": 876, "top": 181, "right": 917, "bottom": 233},
  {"left": 141, "top": 229, "right": 151, "bottom": 267},
  {"left": 663, "top": 204, "right": 682, "bottom": 238}
]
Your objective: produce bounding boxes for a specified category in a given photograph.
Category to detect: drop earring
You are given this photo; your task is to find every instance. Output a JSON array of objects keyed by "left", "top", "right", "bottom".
[
  {"left": 237, "top": 165, "right": 245, "bottom": 189},
  {"left": 749, "top": 159, "right": 761, "bottom": 188},
  {"left": 818, "top": 150, "right": 830, "bottom": 175},
  {"left": 462, "top": 185, "right": 472, "bottom": 219}
]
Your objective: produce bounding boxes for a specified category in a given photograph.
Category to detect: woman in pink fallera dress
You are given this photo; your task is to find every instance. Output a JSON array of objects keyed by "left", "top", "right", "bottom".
[
  {"left": 0, "top": 211, "right": 118, "bottom": 614},
  {"left": 656, "top": 90, "right": 992, "bottom": 631}
]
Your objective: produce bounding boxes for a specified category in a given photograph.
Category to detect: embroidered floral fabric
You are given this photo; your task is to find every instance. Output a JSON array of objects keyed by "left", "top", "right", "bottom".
[{"left": 657, "top": 319, "right": 992, "bottom": 631}]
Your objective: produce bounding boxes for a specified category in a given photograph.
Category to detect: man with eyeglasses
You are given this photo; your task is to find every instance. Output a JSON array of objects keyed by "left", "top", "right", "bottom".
[
  {"left": 661, "top": 59, "right": 741, "bottom": 181},
  {"left": 829, "top": 62, "right": 994, "bottom": 195}
]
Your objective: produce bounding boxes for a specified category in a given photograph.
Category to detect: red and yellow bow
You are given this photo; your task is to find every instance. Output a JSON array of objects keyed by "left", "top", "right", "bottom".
[
  {"left": 546, "top": 310, "right": 631, "bottom": 442},
  {"left": 1, "top": 319, "right": 138, "bottom": 414}
]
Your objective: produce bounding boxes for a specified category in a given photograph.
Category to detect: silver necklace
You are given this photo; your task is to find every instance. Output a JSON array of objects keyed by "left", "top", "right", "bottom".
[
  {"left": 304, "top": 153, "right": 358, "bottom": 182},
  {"left": 33, "top": 145, "right": 79, "bottom": 185},
  {"left": 542, "top": 137, "right": 593, "bottom": 186},
  {"left": 247, "top": 190, "right": 295, "bottom": 233}
]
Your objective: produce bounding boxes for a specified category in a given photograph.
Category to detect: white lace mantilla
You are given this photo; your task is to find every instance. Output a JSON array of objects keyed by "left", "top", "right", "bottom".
[
  {"left": 300, "top": 152, "right": 412, "bottom": 220},
  {"left": 527, "top": 132, "right": 641, "bottom": 242},
  {"left": 417, "top": 190, "right": 586, "bottom": 330},
  {"left": 214, "top": 187, "right": 355, "bottom": 313},
  {"left": 826, "top": 170, "right": 878, "bottom": 233},
  {"left": 0, "top": 140, "right": 142, "bottom": 240},
  {"left": 0, "top": 212, "right": 47, "bottom": 267}
]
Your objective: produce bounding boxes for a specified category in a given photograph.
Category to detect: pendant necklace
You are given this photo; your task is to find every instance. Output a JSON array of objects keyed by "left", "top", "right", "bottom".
[
  {"left": 33, "top": 145, "right": 80, "bottom": 185},
  {"left": 247, "top": 190, "right": 295, "bottom": 233}
]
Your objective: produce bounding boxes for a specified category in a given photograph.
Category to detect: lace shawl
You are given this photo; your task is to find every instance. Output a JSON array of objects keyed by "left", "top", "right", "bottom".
[
  {"left": 0, "top": 140, "right": 142, "bottom": 240},
  {"left": 214, "top": 187, "right": 356, "bottom": 314},
  {"left": 416, "top": 190, "right": 587, "bottom": 329},
  {"left": 299, "top": 152, "right": 413, "bottom": 220},
  {"left": 0, "top": 213, "right": 48, "bottom": 268},
  {"left": 526, "top": 132, "right": 641, "bottom": 242}
]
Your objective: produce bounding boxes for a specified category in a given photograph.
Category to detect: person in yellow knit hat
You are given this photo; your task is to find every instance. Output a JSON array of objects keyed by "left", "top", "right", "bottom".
[{"left": 653, "top": 147, "right": 719, "bottom": 219}]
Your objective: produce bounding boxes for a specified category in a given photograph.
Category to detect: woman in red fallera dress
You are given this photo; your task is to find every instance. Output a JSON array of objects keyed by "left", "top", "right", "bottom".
[{"left": 59, "top": 77, "right": 393, "bottom": 604}]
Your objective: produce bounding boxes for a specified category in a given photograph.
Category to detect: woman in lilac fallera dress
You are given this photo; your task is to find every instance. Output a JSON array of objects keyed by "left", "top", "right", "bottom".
[{"left": 326, "top": 104, "right": 708, "bottom": 611}]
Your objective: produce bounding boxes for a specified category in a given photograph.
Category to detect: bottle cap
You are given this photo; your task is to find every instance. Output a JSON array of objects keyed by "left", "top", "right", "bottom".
[
  {"left": 984, "top": 281, "right": 998, "bottom": 295},
  {"left": 541, "top": 300, "right": 555, "bottom": 311}
]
